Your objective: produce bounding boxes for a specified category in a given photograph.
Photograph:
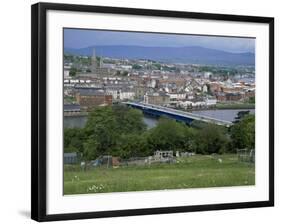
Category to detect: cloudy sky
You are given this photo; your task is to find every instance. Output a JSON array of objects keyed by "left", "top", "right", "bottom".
[{"left": 64, "top": 28, "right": 255, "bottom": 53}]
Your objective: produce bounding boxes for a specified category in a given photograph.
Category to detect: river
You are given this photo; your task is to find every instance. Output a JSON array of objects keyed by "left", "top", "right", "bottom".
[
  {"left": 64, "top": 109, "right": 255, "bottom": 129},
  {"left": 191, "top": 109, "right": 255, "bottom": 123}
]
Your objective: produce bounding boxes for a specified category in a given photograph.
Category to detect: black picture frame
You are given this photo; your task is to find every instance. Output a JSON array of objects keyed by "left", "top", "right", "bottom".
[{"left": 31, "top": 2, "right": 274, "bottom": 222}]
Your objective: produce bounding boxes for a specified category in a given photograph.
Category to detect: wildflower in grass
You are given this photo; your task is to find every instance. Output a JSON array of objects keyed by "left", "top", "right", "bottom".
[{"left": 87, "top": 184, "right": 105, "bottom": 193}]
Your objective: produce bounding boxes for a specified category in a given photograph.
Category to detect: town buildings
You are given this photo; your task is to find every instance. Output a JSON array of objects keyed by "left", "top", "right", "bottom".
[{"left": 64, "top": 54, "right": 255, "bottom": 112}]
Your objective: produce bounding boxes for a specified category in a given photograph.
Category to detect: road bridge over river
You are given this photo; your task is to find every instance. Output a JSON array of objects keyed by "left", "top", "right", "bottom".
[{"left": 123, "top": 102, "right": 233, "bottom": 127}]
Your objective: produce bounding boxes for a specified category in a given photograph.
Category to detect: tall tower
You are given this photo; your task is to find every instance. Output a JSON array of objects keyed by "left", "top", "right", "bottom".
[
  {"left": 91, "top": 48, "right": 96, "bottom": 73},
  {"left": 99, "top": 56, "right": 103, "bottom": 68}
]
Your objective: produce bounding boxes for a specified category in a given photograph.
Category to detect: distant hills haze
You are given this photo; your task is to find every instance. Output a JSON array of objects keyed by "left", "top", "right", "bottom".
[{"left": 64, "top": 45, "right": 255, "bottom": 66}]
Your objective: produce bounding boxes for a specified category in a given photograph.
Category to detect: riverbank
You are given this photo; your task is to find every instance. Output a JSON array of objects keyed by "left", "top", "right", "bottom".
[
  {"left": 184, "top": 104, "right": 255, "bottom": 111},
  {"left": 215, "top": 103, "right": 255, "bottom": 110}
]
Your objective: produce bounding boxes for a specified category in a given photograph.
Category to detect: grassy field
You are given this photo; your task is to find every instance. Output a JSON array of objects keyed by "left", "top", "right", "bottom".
[{"left": 64, "top": 154, "right": 255, "bottom": 195}]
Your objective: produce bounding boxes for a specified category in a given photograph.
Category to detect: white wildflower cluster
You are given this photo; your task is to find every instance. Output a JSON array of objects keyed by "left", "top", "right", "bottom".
[{"left": 86, "top": 184, "right": 105, "bottom": 193}]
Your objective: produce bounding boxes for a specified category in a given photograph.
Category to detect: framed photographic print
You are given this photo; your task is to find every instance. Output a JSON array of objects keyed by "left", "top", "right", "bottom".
[{"left": 31, "top": 2, "right": 274, "bottom": 222}]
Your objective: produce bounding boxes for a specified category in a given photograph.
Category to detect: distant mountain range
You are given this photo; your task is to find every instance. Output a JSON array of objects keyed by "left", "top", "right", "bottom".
[{"left": 64, "top": 45, "right": 255, "bottom": 66}]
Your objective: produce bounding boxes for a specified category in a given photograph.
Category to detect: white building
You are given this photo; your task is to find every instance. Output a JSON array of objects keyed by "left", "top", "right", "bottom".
[
  {"left": 70, "top": 79, "right": 79, "bottom": 84},
  {"left": 102, "top": 63, "right": 116, "bottom": 69},
  {"left": 167, "top": 93, "right": 186, "bottom": 101},
  {"left": 178, "top": 101, "right": 193, "bottom": 108},
  {"left": 119, "top": 90, "right": 135, "bottom": 100},
  {"left": 147, "top": 79, "right": 157, "bottom": 88},
  {"left": 202, "top": 84, "right": 208, "bottom": 93},
  {"left": 105, "top": 88, "right": 135, "bottom": 100},
  {"left": 186, "top": 93, "right": 194, "bottom": 100},
  {"left": 106, "top": 89, "right": 119, "bottom": 99},
  {"left": 192, "top": 101, "right": 206, "bottom": 107},
  {"left": 64, "top": 70, "right": 70, "bottom": 78},
  {"left": 205, "top": 98, "right": 217, "bottom": 106},
  {"left": 204, "top": 72, "right": 212, "bottom": 79},
  {"left": 120, "top": 65, "right": 132, "bottom": 70}
]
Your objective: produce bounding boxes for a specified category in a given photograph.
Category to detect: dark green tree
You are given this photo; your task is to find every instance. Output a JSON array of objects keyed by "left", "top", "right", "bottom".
[
  {"left": 83, "top": 138, "right": 99, "bottom": 160},
  {"left": 113, "top": 105, "right": 146, "bottom": 134},
  {"left": 195, "top": 123, "right": 229, "bottom": 154},
  {"left": 230, "top": 114, "right": 255, "bottom": 150},
  {"left": 83, "top": 105, "right": 146, "bottom": 159},
  {"left": 69, "top": 67, "right": 77, "bottom": 77},
  {"left": 64, "top": 128, "right": 86, "bottom": 153},
  {"left": 115, "top": 133, "right": 149, "bottom": 159},
  {"left": 233, "top": 111, "right": 250, "bottom": 123},
  {"left": 153, "top": 63, "right": 161, "bottom": 70},
  {"left": 147, "top": 118, "right": 186, "bottom": 153},
  {"left": 85, "top": 106, "right": 119, "bottom": 155},
  {"left": 248, "top": 96, "right": 255, "bottom": 104},
  {"left": 132, "top": 64, "right": 142, "bottom": 70},
  {"left": 182, "top": 125, "right": 197, "bottom": 152}
]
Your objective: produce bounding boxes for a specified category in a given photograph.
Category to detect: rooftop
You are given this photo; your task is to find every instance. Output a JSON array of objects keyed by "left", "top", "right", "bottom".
[
  {"left": 64, "top": 104, "right": 80, "bottom": 111},
  {"left": 77, "top": 88, "right": 111, "bottom": 96}
]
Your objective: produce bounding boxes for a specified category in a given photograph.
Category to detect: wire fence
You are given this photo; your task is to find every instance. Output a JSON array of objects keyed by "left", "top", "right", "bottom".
[{"left": 237, "top": 149, "right": 255, "bottom": 163}]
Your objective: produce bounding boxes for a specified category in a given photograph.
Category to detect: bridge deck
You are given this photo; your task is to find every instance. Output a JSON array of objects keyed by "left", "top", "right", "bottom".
[{"left": 124, "top": 102, "right": 233, "bottom": 126}]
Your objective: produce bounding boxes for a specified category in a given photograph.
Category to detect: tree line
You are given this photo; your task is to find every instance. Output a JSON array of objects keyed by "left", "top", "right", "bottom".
[{"left": 64, "top": 105, "right": 255, "bottom": 160}]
